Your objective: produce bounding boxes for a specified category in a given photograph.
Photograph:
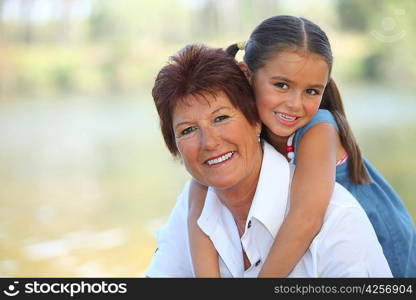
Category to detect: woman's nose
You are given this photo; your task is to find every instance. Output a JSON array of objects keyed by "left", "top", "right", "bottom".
[{"left": 200, "top": 126, "right": 220, "bottom": 150}]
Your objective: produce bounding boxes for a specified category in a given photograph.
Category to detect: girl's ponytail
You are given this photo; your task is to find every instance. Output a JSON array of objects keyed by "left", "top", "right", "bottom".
[
  {"left": 321, "top": 79, "right": 371, "bottom": 184},
  {"left": 226, "top": 43, "right": 240, "bottom": 58}
]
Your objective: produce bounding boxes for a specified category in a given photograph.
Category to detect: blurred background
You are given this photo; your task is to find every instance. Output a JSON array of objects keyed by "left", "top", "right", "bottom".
[{"left": 0, "top": 0, "right": 415, "bottom": 277}]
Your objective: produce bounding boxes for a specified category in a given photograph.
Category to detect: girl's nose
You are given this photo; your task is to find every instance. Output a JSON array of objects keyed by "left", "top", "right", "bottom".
[{"left": 286, "top": 91, "right": 302, "bottom": 111}]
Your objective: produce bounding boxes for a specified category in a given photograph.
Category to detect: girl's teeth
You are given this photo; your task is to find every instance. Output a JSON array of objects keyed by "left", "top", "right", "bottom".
[
  {"left": 278, "top": 113, "right": 297, "bottom": 121},
  {"left": 207, "top": 152, "right": 233, "bottom": 166}
]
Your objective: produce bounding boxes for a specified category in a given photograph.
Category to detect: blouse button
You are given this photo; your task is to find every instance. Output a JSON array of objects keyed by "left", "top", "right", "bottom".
[
  {"left": 247, "top": 220, "right": 252, "bottom": 229},
  {"left": 255, "top": 259, "right": 261, "bottom": 267}
]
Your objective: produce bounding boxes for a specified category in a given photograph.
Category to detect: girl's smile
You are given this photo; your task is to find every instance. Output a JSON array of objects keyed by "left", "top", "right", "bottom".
[{"left": 274, "top": 111, "right": 300, "bottom": 127}]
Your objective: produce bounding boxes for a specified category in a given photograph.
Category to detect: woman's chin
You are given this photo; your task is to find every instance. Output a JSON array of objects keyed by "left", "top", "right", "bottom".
[{"left": 205, "top": 177, "right": 239, "bottom": 191}]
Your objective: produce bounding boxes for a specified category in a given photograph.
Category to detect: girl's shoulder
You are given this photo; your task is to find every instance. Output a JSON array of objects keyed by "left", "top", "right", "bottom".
[
  {"left": 295, "top": 109, "right": 339, "bottom": 144},
  {"left": 306, "top": 109, "right": 338, "bottom": 131},
  {"left": 292, "top": 109, "right": 339, "bottom": 163}
]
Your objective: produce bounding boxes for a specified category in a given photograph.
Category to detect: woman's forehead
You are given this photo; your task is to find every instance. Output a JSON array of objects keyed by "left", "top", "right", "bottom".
[
  {"left": 172, "top": 91, "right": 233, "bottom": 120},
  {"left": 175, "top": 91, "right": 230, "bottom": 111}
]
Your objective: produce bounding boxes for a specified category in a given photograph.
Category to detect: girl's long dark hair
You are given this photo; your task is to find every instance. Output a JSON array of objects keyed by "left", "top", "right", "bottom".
[{"left": 227, "top": 15, "right": 370, "bottom": 184}]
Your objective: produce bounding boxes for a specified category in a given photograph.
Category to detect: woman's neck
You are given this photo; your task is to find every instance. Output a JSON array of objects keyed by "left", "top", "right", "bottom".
[
  {"left": 216, "top": 179, "right": 258, "bottom": 223},
  {"left": 214, "top": 148, "right": 263, "bottom": 230}
]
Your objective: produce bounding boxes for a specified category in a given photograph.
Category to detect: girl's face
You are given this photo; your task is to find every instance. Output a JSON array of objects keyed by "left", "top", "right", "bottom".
[{"left": 251, "top": 50, "right": 329, "bottom": 141}]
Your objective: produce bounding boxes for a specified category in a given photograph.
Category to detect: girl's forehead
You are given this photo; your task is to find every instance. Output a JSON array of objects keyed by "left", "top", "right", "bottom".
[
  {"left": 266, "top": 50, "right": 327, "bottom": 66},
  {"left": 258, "top": 50, "right": 330, "bottom": 80}
]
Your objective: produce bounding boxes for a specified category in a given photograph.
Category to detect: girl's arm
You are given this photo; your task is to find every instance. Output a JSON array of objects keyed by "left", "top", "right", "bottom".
[
  {"left": 187, "top": 179, "right": 220, "bottom": 277},
  {"left": 259, "top": 123, "right": 341, "bottom": 277}
]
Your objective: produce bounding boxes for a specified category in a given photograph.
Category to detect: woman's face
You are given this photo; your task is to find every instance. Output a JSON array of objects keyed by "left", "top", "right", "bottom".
[
  {"left": 252, "top": 50, "right": 329, "bottom": 139},
  {"left": 172, "top": 91, "right": 262, "bottom": 190}
]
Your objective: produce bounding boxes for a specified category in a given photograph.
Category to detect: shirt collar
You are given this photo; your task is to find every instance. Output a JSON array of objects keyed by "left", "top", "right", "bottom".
[
  {"left": 198, "top": 141, "right": 291, "bottom": 238},
  {"left": 247, "top": 141, "right": 291, "bottom": 237}
]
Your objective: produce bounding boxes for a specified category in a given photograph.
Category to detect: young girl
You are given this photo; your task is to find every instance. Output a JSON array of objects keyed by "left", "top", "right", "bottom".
[{"left": 187, "top": 15, "right": 416, "bottom": 278}]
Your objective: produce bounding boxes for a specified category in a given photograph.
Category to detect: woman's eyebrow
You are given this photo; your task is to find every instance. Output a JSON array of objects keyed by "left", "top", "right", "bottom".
[
  {"left": 174, "top": 120, "right": 191, "bottom": 130},
  {"left": 211, "top": 106, "right": 233, "bottom": 114},
  {"left": 174, "top": 106, "right": 233, "bottom": 129}
]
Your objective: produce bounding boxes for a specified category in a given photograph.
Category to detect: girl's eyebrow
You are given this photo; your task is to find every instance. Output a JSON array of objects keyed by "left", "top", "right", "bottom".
[
  {"left": 271, "top": 76, "right": 325, "bottom": 89},
  {"left": 309, "top": 84, "right": 325, "bottom": 90},
  {"left": 271, "top": 76, "right": 292, "bottom": 83}
]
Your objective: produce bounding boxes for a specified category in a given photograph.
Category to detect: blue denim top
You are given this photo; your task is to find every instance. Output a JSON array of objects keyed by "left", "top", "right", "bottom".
[{"left": 293, "top": 109, "right": 416, "bottom": 277}]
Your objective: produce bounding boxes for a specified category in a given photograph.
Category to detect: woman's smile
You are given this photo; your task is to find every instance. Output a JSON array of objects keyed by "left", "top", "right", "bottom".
[{"left": 204, "top": 151, "right": 235, "bottom": 167}]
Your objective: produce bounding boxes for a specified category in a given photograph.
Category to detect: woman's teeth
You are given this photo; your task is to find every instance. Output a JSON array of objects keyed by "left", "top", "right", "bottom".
[
  {"left": 206, "top": 152, "right": 234, "bottom": 166},
  {"left": 277, "top": 112, "right": 297, "bottom": 121}
]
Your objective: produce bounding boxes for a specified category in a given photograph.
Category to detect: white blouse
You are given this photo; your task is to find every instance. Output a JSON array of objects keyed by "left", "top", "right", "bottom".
[{"left": 146, "top": 142, "right": 392, "bottom": 277}]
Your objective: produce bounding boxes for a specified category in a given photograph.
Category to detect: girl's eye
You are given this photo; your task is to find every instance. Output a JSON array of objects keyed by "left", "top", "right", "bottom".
[
  {"left": 306, "top": 89, "right": 320, "bottom": 96},
  {"left": 181, "top": 126, "right": 196, "bottom": 136},
  {"left": 274, "top": 82, "right": 289, "bottom": 89},
  {"left": 214, "top": 115, "right": 229, "bottom": 122}
]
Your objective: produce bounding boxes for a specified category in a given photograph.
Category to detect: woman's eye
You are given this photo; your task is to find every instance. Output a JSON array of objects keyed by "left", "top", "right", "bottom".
[
  {"left": 306, "top": 89, "right": 319, "bottom": 96},
  {"left": 274, "top": 82, "right": 289, "bottom": 89},
  {"left": 181, "top": 126, "right": 196, "bottom": 136},
  {"left": 214, "top": 115, "right": 229, "bottom": 122}
]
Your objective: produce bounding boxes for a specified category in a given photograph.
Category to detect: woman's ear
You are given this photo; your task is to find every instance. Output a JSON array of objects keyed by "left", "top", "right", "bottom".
[
  {"left": 255, "top": 122, "right": 262, "bottom": 138},
  {"left": 238, "top": 61, "right": 253, "bottom": 84}
]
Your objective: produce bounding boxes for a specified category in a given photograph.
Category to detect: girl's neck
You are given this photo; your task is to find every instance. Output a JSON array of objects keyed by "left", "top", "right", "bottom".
[{"left": 264, "top": 129, "right": 290, "bottom": 156}]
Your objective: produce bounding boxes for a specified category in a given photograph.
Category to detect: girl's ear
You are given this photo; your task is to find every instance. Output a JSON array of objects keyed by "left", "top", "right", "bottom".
[{"left": 238, "top": 61, "right": 253, "bottom": 85}]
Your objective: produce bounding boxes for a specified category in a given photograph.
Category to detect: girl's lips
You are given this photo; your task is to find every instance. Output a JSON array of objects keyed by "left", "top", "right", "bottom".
[{"left": 274, "top": 112, "right": 300, "bottom": 127}]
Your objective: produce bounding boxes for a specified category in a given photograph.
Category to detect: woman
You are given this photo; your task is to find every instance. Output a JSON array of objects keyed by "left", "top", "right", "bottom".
[{"left": 146, "top": 44, "right": 391, "bottom": 277}]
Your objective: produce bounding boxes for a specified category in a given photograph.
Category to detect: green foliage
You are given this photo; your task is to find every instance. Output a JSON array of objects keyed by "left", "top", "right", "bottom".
[
  {"left": 1, "top": 0, "right": 415, "bottom": 98},
  {"left": 337, "top": 0, "right": 382, "bottom": 32}
]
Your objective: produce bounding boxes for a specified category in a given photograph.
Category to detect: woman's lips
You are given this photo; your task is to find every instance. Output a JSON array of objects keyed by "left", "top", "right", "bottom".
[{"left": 204, "top": 151, "right": 235, "bottom": 167}]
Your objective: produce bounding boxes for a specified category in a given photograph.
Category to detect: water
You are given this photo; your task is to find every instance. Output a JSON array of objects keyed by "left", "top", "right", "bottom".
[
  {"left": 0, "top": 96, "right": 190, "bottom": 276},
  {"left": 0, "top": 86, "right": 414, "bottom": 276},
  {"left": 343, "top": 86, "right": 416, "bottom": 130}
]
